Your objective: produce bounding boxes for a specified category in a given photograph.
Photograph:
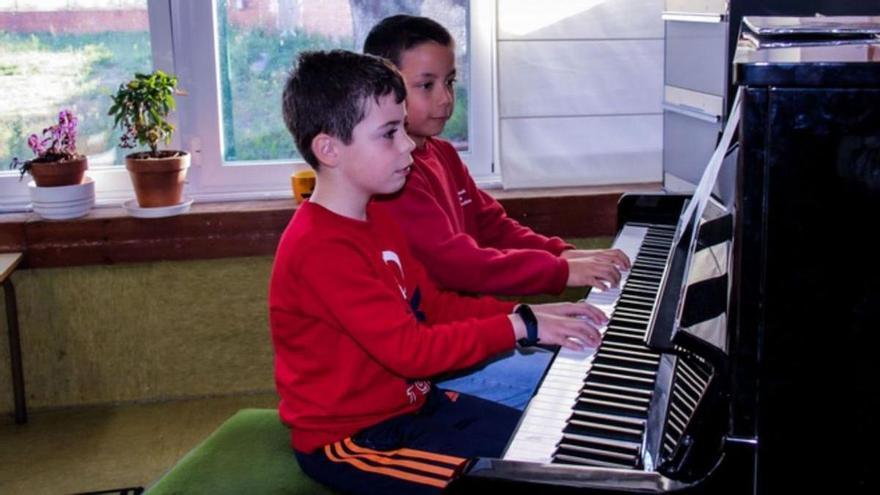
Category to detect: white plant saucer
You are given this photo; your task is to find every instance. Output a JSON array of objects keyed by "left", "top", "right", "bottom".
[{"left": 123, "top": 198, "right": 193, "bottom": 219}]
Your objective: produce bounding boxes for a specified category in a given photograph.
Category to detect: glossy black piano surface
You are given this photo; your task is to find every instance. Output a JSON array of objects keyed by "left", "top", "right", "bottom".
[{"left": 449, "top": 16, "right": 880, "bottom": 494}]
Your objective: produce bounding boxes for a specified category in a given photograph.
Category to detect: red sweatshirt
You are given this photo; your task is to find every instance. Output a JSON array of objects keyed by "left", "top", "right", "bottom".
[
  {"left": 379, "top": 137, "right": 573, "bottom": 296},
  {"left": 269, "top": 201, "right": 517, "bottom": 453}
]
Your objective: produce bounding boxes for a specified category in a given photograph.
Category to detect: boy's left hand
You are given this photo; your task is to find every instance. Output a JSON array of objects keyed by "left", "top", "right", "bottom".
[
  {"left": 531, "top": 301, "right": 608, "bottom": 326},
  {"left": 561, "top": 248, "right": 631, "bottom": 270}
]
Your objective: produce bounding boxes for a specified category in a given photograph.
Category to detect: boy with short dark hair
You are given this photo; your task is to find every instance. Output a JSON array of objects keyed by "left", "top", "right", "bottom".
[
  {"left": 363, "top": 15, "right": 631, "bottom": 411},
  {"left": 270, "top": 49, "right": 605, "bottom": 495},
  {"left": 364, "top": 15, "right": 631, "bottom": 299}
]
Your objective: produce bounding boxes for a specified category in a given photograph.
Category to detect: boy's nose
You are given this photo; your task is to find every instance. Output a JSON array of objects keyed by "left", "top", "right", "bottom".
[
  {"left": 400, "top": 133, "right": 416, "bottom": 153},
  {"left": 438, "top": 85, "right": 454, "bottom": 107}
]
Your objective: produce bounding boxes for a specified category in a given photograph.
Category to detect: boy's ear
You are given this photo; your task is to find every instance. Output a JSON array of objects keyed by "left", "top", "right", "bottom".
[{"left": 311, "top": 133, "right": 340, "bottom": 168}]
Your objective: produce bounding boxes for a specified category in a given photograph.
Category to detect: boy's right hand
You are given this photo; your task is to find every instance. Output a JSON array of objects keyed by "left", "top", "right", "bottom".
[
  {"left": 565, "top": 256, "right": 623, "bottom": 290},
  {"left": 509, "top": 308, "right": 602, "bottom": 351}
]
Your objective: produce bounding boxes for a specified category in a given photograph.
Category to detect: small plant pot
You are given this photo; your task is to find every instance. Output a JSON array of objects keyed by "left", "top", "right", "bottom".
[
  {"left": 125, "top": 151, "right": 190, "bottom": 208},
  {"left": 28, "top": 177, "right": 95, "bottom": 220},
  {"left": 28, "top": 156, "right": 88, "bottom": 187}
]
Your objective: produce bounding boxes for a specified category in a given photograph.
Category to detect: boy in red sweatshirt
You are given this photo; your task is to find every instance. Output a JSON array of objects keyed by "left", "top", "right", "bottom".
[
  {"left": 270, "top": 50, "right": 606, "bottom": 494},
  {"left": 363, "top": 15, "right": 631, "bottom": 411}
]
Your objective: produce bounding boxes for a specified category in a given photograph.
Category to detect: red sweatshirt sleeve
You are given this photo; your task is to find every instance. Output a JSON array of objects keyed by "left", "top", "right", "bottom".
[
  {"left": 391, "top": 173, "right": 571, "bottom": 296},
  {"left": 470, "top": 183, "right": 572, "bottom": 254},
  {"left": 300, "top": 240, "right": 515, "bottom": 379},
  {"left": 408, "top": 251, "right": 517, "bottom": 325}
]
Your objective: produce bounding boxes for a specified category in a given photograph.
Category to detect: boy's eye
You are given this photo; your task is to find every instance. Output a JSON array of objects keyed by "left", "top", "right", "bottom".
[
  {"left": 383, "top": 128, "right": 397, "bottom": 139},
  {"left": 446, "top": 78, "right": 457, "bottom": 88}
]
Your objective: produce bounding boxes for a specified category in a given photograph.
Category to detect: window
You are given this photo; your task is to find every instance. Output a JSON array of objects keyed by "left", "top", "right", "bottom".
[
  {"left": 0, "top": 0, "right": 494, "bottom": 210},
  {"left": 0, "top": 0, "right": 157, "bottom": 207},
  {"left": 216, "top": 0, "right": 471, "bottom": 163}
]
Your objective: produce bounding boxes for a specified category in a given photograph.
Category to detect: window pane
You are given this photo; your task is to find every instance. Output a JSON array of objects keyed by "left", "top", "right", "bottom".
[
  {"left": 0, "top": 0, "right": 152, "bottom": 172},
  {"left": 217, "top": 0, "right": 469, "bottom": 163}
]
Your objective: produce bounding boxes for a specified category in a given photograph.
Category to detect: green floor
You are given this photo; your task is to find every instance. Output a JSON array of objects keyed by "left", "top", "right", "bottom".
[{"left": 0, "top": 393, "right": 279, "bottom": 494}]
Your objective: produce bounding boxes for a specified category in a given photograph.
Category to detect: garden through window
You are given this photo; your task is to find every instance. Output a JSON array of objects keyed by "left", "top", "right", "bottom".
[
  {"left": 0, "top": 0, "right": 152, "bottom": 171},
  {"left": 216, "top": 0, "right": 471, "bottom": 163}
]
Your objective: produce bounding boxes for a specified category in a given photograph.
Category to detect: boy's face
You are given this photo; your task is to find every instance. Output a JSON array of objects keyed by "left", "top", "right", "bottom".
[
  {"left": 336, "top": 93, "right": 415, "bottom": 198},
  {"left": 397, "top": 41, "right": 456, "bottom": 145}
]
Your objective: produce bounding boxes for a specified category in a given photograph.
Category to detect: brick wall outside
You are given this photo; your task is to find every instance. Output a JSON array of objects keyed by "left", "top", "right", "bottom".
[{"left": 0, "top": 0, "right": 353, "bottom": 36}]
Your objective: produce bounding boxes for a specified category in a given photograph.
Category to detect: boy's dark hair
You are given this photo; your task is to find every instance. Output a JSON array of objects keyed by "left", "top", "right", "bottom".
[
  {"left": 363, "top": 15, "right": 453, "bottom": 67},
  {"left": 282, "top": 50, "right": 406, "bottom": 169}
]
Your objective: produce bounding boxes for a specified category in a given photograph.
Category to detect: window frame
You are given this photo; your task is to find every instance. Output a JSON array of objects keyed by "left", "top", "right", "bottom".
[{"left": 0, "top": 0, "right": 497, "bottom": 211}]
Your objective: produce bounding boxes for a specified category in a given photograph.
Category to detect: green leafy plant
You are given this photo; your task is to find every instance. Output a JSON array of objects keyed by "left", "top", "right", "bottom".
[{"left": 108, "top": 70, "right": 181, "bottom": 156}]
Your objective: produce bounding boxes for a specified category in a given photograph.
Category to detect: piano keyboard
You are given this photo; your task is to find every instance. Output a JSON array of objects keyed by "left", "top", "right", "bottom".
[{"left": 503, "top": 223, "right": 677, "bottom": 468}]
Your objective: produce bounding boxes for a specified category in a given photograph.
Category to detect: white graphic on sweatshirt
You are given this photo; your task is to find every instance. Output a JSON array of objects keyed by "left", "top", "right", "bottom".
[
  {"left": 382, "top": 250, "right": 407, "bottom": 299},
  {"left": 405, "top": 380, "right": 431, "bottom": 404}
]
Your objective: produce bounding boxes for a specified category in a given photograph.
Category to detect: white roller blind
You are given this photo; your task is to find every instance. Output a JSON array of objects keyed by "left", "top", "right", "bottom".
[{"left": 497, "top": 0, "right": 664, "bottom": 188}]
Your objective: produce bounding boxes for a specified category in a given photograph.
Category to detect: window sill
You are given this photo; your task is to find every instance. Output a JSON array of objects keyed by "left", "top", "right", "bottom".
[{"left": 0, "top": 183, "right": 661, "bottom": 268}]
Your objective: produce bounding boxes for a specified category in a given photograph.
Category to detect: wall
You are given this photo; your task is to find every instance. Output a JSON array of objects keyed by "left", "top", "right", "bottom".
[
  {"left": 0, "top": 256, "right": 276, "bottom": 415},
  {"left": 0, "top": 237, "right": 612, "bottom": 416},
  {"left": 497, "top": 0, "right": 664, "bottom": 188}
]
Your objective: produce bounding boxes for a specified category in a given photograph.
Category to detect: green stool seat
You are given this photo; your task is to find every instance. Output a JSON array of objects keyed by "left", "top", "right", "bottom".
[{"left": 146, "top": 408, "right": 337, "bottom": 495}]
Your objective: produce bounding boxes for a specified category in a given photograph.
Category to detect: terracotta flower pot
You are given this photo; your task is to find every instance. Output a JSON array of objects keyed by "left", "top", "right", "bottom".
[
  {"left": 125, "top": 151, "right": 190, "bottom": 208},
  {"left": 28, "top": 156, "right": 88, "bottom": 187}
]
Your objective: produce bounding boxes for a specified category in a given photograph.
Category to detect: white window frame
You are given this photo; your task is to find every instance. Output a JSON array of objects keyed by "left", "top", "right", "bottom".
[{"left": 0, "top": 0, "right": 497, "bottom": 211}]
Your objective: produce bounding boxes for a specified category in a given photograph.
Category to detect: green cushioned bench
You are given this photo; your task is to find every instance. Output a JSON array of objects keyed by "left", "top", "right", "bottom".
[{"left": 146, "top": 409, "right": 337, "bottom": 495}]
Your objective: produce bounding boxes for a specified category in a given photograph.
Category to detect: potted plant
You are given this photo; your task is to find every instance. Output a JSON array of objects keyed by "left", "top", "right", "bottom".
[
  {"left": 9, "top": 109, "right": 87, "bottom": 187},
  {"left": 109, "top": 70, "right": 189, "bottom": 208}
]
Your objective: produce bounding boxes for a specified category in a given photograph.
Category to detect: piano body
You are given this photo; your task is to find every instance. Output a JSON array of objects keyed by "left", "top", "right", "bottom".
[{"left": 449, "top": 16, "right": 880, "bottom": 494}]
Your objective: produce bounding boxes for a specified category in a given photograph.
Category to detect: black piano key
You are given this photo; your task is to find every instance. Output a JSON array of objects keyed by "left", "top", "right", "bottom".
[
  {"left": 557, "top": 435, "right": 641, "bottom": 465},
  {"left": 559, "top": 432, "right": 641, "bottom": 457},
  {"left": 581, "top": 381, "right": 654, "bottom": 399},
  {"left": 611, "top": 315, "right": 647, "bottom": 326},
  {"left": 593, "top": 352, "right": 658, "bottom": 370},
  {"left": 605, "top": 327, "right": 648, "bottom": 338},
  {"left": 617, "top": 299, "right": 655, "bottom": 309},
  {"left": 586, "top": 370, "right": 655, "bottom": 389},
  {"left": 613, "top": 306, "right": 654, "bottom": 317},
  {"left": 599, "top": 340, "right": 659, "bottom": 356},
  {"left": 554, "top": 453, "right": 635, "bottom": 469},
  {"left": 590, "top": 362, "right": 656, "bottom": 379},
  {"left": 622, "top": 286, "right": 660, "bottom": 297},
  {"left": 565, "top": 418, "right": 643, "bottom": 443},
  {"left": 581, "top": 388, "right": 651, "bottom": 407},
  {"left": 602, "top": 334, "right": 646, "bottom": 346},
  {"left": 570, "top": 409, "right": 646, "bottom": 428},
  {"left": 574, "top": 396, "right": 650, "bottom": 420}
]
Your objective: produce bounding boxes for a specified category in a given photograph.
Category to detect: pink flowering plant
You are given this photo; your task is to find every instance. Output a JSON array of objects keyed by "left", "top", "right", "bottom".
[{"left": 9, "top": 110, "right": 81, "bottom": 179}]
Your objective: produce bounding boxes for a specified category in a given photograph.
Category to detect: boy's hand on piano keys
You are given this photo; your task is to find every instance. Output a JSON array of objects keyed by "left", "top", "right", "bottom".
[
  {"left": 531, "top": 301, "right": 607, "bottom": 324},
  {"left": 561, "top": 248, "right": 631, "bottom": 270},
  {"left": 564, "top": 255, "right": 625, "bottom": 290},
  {"left": 509, "top": 302, "right": 605, "bottom": 351},
  {"left": 534, "top": 312, "right": 602, "bottom": 351}
]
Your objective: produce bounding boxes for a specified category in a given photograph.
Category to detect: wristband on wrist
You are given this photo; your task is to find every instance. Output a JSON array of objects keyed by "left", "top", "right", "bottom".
[{"left": 515, "top": 304, "right": 539, "bottom": 347}]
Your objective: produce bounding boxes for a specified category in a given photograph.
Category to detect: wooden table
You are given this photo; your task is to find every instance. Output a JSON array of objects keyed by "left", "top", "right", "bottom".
[{"left": 1, "top": 252, "right": 26, "bottom": 424}]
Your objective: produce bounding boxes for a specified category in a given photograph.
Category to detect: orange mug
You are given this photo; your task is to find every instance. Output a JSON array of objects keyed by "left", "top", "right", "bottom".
[{"left": 291, "top": 169, "right": 316, "bottom": 204}]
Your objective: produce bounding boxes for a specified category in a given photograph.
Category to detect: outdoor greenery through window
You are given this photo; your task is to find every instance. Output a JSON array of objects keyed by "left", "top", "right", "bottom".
[
  {"left": 217, "top": 0, "right": 470, "bottom": 163},
  {"left": 0, "top": 0, "right": 152, "bottom": 171},
  {"left": 0, "top": 0, "right": 488, "bottom": 209}
]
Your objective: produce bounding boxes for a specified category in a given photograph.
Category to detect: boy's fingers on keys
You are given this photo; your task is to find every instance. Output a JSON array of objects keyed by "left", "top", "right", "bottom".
[
  {"left": 599, "top": 266, "right": 621, "bottom": 287},
  {"left": 574, "top": 305, "right": 607, "bottom": 324},
  {"left": 571, "top": 324, "right": 601, "bottom": 349},
  {"left": 609, "top": 249, "right": 632, "bottom": 269}
]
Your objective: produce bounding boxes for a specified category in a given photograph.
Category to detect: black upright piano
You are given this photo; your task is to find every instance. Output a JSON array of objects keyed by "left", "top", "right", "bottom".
[{"left": 450, "top": 16, "right": 880, "bottom": 494}]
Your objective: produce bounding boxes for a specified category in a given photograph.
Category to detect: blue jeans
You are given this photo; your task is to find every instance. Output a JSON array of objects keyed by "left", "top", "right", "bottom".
[{"left": 435, "top": 347, "right": 553, "bottom": 410}]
